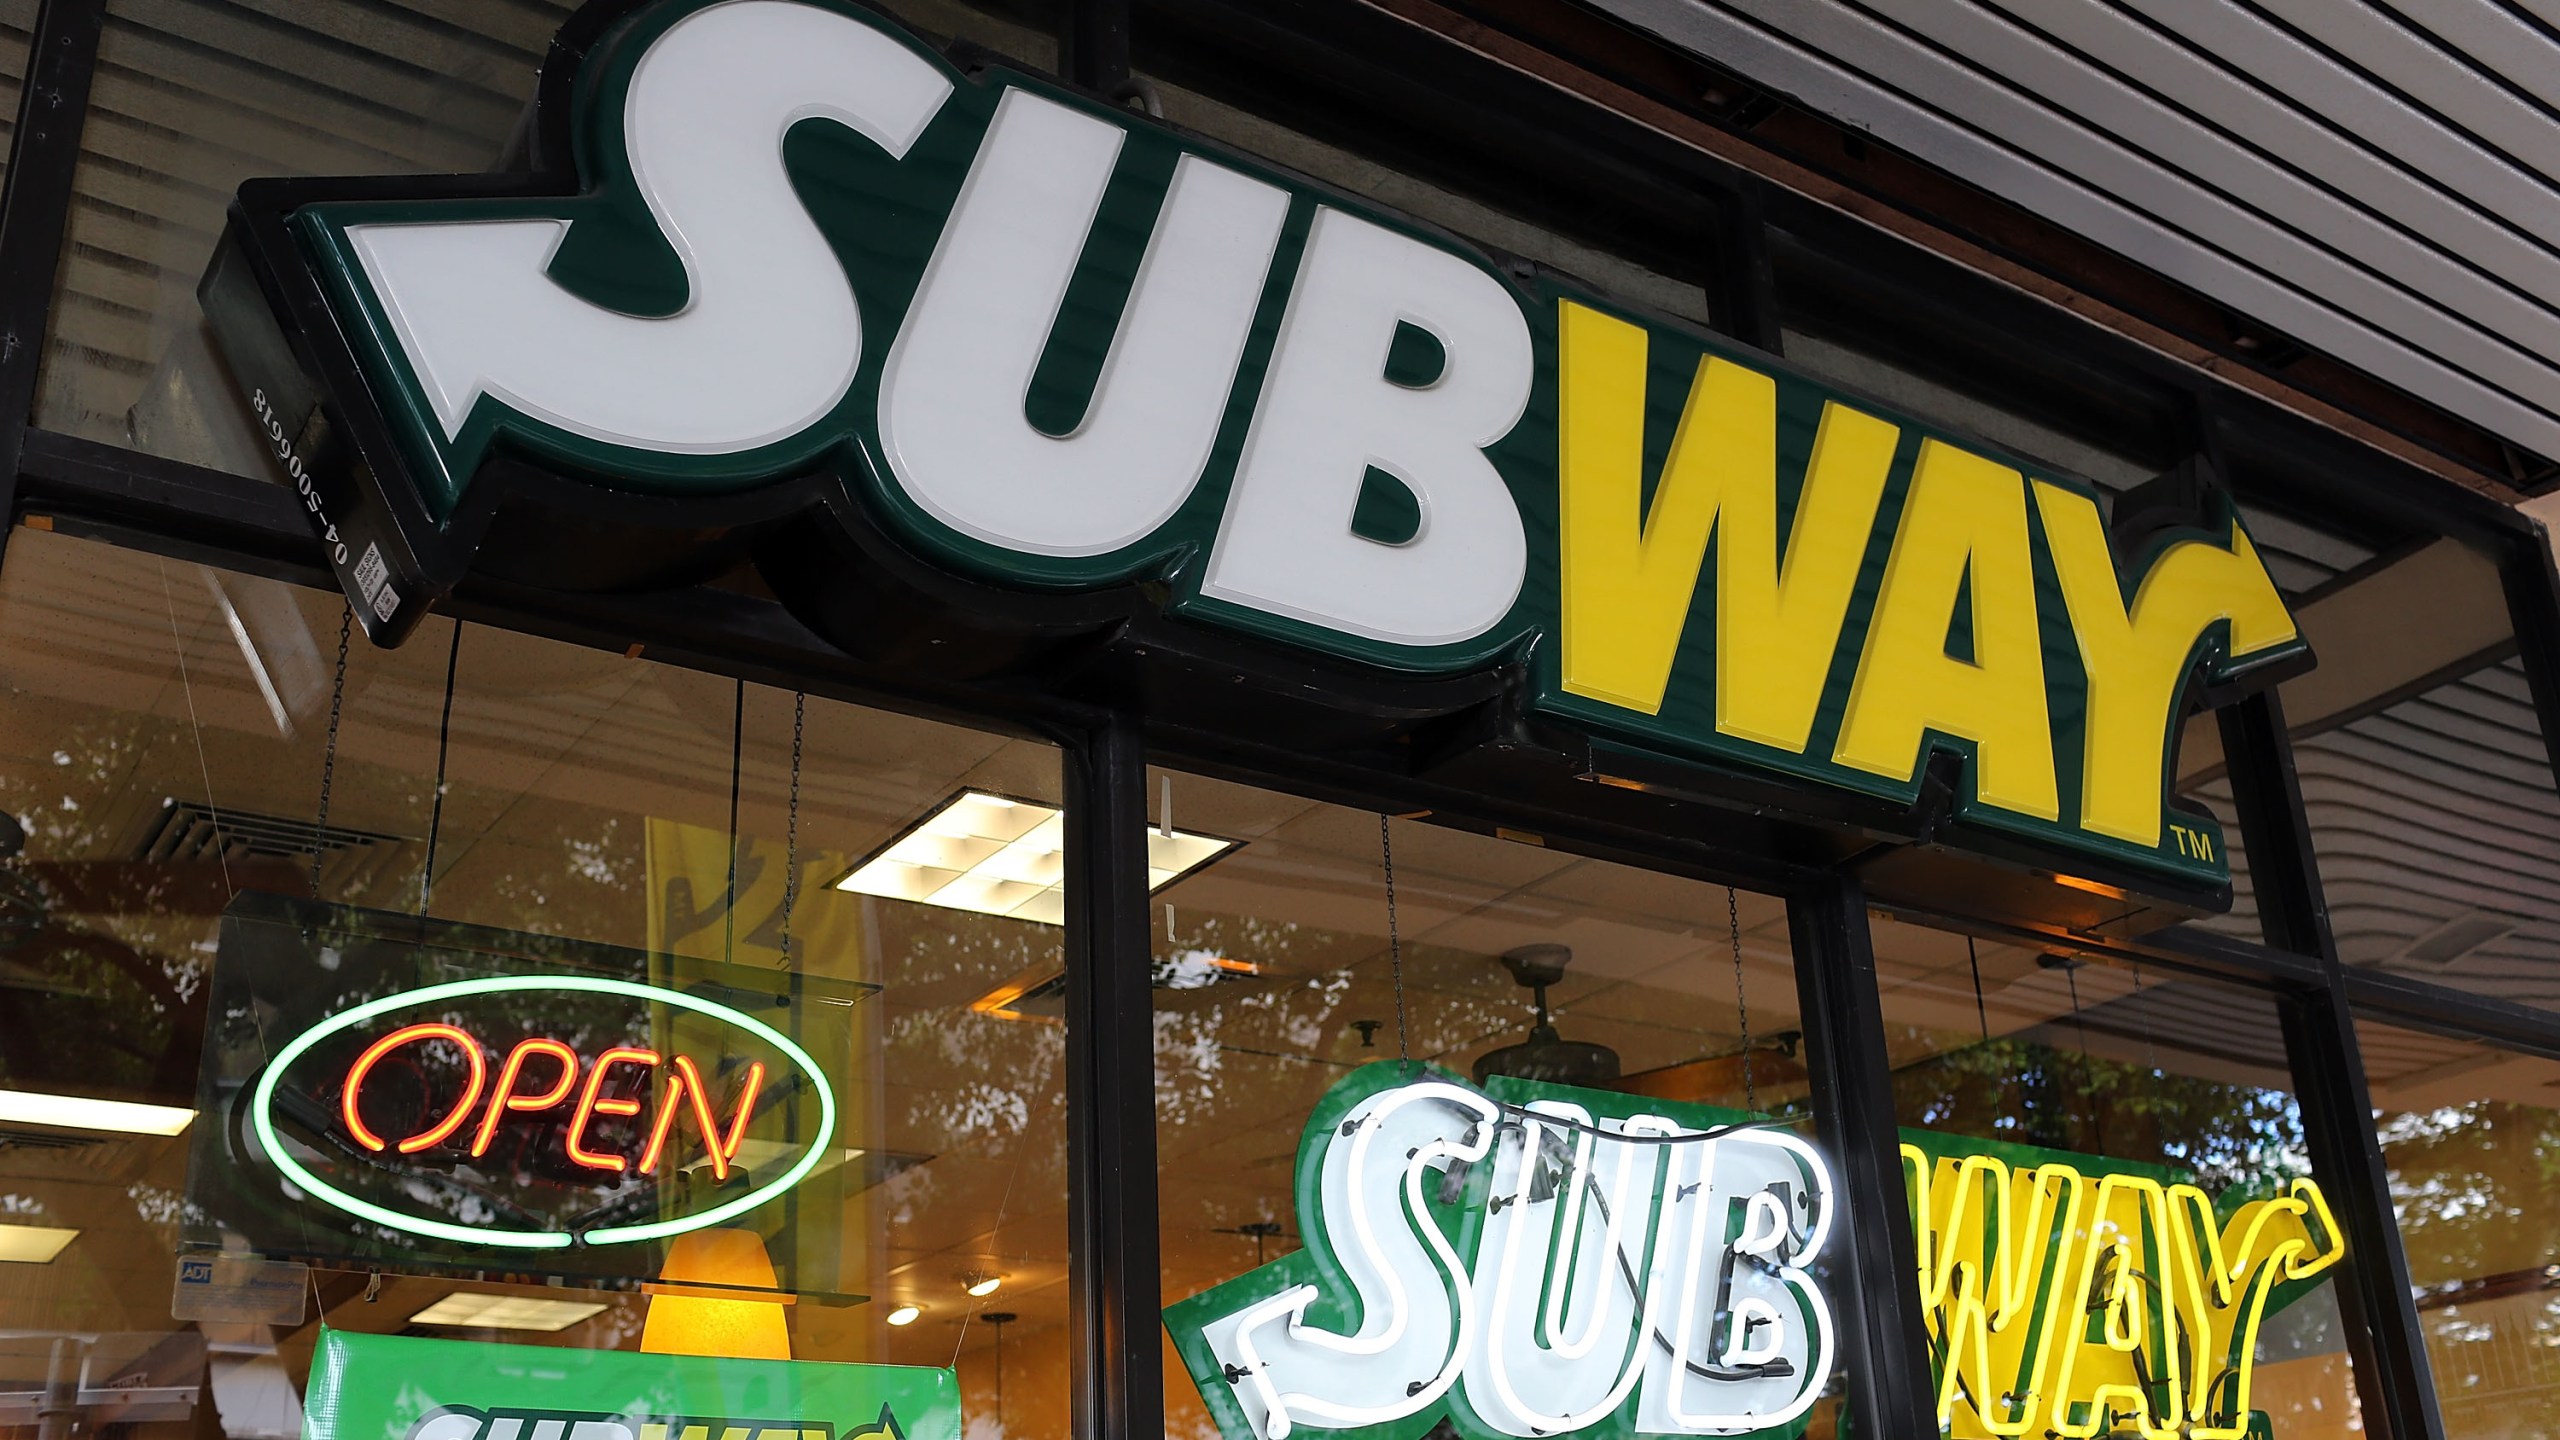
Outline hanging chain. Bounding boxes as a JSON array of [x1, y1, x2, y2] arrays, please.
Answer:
[[311, 605, 351, 900], [1381, 814, 1409, 1069], [1726, 886, 1755, 1111], [2064, 962, 2091, 1061], [780, 691, 804, 968], [1967, 935, 1991, 1041], [418, 622, 462, 916], [724, 679, 744, 962]]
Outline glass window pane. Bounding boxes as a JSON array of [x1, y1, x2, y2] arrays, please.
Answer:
[[2269, 537, 2560, 1009], [38, 0, 1053, 469], [2363, 1020, 2560, 1438], [1874, 913, 2365, 1438], [0, 530, 1065, 1432], [1146, 767, 1845, 1440]]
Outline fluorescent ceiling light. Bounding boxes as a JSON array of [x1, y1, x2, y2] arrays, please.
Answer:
[[965, 1274, 1002, 1297], [836, 790, 1235, 923], [0, 1223, 78, 1264], [407, 1293, 606, 1332], [886, 1304, 921, 1326], [0, 1087, 194, 1136]]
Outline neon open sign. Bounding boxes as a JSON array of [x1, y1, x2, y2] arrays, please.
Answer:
[[251, 974, 834, 1249]]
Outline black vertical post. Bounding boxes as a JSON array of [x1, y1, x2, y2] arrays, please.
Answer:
[[1062, 709, 1161, 1440], [0, 0, 104, 560], [1706, 178, 1783, 355], [1788, 876, 1936, 1440], [1062, 0, 1130, 93], [2219, 691, 2446, 1440], [2498, 526, 2560, 790]]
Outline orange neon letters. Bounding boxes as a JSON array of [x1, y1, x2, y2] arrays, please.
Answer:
[[565, 1046, 661, 1172], [468, 1037, 580, 1157], [339, 1024, 753, 1174], [638, 1055, 766, 1178], [340, 1022, 488, 1154]]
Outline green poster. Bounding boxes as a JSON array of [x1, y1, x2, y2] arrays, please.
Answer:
[[301, 1330, 958, 1440]]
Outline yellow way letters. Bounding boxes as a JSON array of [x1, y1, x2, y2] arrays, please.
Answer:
[[1554, 299, 2300, 853], [1903, 1144, 2346, 1440]]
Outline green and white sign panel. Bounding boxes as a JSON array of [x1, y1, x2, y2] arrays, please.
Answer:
[[300, 1331, 957, 1440], [1165, 1064, 1834, 1440]]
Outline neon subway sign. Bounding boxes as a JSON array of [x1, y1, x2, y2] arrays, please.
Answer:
[[1166, 1067, 2347, 1440], [251, 975, 833, 1248]]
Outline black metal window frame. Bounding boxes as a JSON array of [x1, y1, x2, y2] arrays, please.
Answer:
[[1, 2, 2557, 1439]]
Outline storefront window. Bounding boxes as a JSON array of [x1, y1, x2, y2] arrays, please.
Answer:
[[1142, 767, 1841, 1440], [0, 531, 1065, 1434], [1873, 912, 2364, 1438], [2362, 1020, 2560, 1437], [2276, 538, 2560, 1007], [34, 0, 1054, 470]]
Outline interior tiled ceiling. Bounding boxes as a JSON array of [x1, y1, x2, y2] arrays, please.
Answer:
[[1590, 0, 2560, 462]]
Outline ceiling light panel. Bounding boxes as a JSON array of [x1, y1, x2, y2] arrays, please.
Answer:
[[407, 1293, 606, 1332], [0, 1087, 194, 1136], [837, 791, 1234, 923], [0, 1223, 78, 1264]]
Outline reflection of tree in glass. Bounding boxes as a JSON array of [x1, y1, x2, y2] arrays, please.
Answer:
[[2378, 1100, 2560, 1428], [2381, 1100, 2560, 1287], [0, 719, 221, 1102], [1147, 912, 1525, 1134], [873, 905, 1067, 1174], [443, 811, 647, 948], [1892, 1035, 2310, 1196]]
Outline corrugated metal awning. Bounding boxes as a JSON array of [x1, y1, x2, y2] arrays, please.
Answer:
[[1587, 0, 2560, 460]]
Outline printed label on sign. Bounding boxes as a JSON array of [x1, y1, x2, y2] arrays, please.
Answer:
[[352, 543, 389, 603], [171, 1254, 310, 1326]]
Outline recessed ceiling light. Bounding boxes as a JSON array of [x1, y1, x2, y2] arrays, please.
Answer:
[[0, 1223, 78, 1264], [886, 1304, 922, 1326], [836, 790, 1235, 924], [0, 1087, 193, 1136], [407, 1293, 606, 1332], [964, 1273, 1002, 1298]]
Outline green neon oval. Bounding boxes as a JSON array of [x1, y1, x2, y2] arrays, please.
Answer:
[[250, 973, 836, 1250]]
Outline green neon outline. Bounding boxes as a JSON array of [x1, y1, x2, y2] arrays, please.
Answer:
[[250, 973, 837, 1250]]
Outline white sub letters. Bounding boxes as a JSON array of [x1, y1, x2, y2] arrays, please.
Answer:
[[347, 0, 952, 459], [880, 88, 1290, 558], [1200, 208, 1533, 650]]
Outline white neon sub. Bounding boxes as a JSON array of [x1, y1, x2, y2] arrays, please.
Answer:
[[879, 88, 1290, 558], [1469, 1103, 1683, 1436], [348, 0, 952, 459], [1646, 1129, 1837, 1437], [1214, 1081, 1501, 1440]]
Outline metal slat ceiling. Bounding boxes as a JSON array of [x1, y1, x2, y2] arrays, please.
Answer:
[[1586, 0, 2560, 461]]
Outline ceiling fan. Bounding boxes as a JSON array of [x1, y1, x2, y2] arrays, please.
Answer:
[[1472, 943, 1622, 1087]]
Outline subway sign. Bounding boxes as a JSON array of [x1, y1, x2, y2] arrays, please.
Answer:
[[207, 0, 2308, 893], [1165, 1067, 2345, 1440]]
